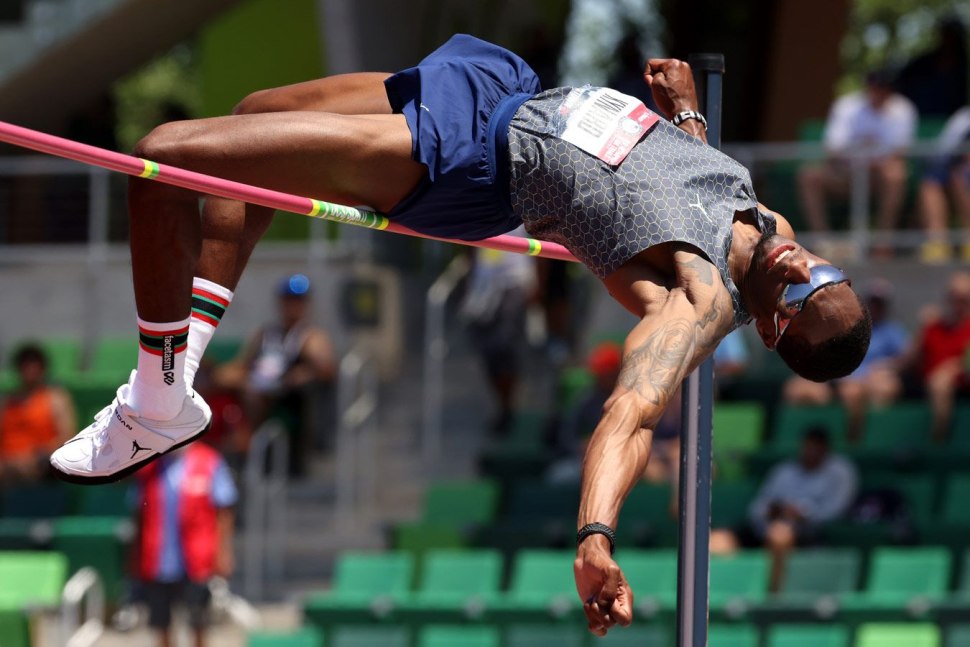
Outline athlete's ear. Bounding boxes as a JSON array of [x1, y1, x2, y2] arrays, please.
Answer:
[[754, 316, 776, 349]]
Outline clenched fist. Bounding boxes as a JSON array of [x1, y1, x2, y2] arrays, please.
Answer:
[[643, 59, 699, 120]]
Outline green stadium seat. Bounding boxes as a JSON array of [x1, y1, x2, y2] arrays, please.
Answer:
[[557, 367, 593, 411], [709, 623, 759, 647], [0, 551, 67, 608], [855, 623, 940, 647], [73, 483, 129, 517], [710, 552, 769, 609], [710, 480, 758, 530], [248, 627, 322, 647], [329, 626, 410, 647], [779, 549, 861, 601], [67, 383, 119, 427], [862, 403, 931, 452], [417, 625, 500, 647], [401, 549, 502, 619], [505, 624, 585, 647], [951, 405, 970, 448], [842, 547, 951, 614], [487, 550, 580, 623], [392, 522, 465, 559], [505, 482, 579, 522], [421, 479, 498, 526], [0, 609, 28, 647], [599, 625, 670, 646], [88, 337, 138, 383], [0, 519, 39, 550], [51, 516, 129, 603], [620, 484, 676, 546], [303, 552, 414, 629], [772, 405, 847, 451], [1, 483, 70, 518], [948, 625, 970, 647], [713, 402, 765, 480], [767, 624, 850, 647], [203, 338, 243, 364], [941, 475, 970, 524], [618, 549, 678, 610]]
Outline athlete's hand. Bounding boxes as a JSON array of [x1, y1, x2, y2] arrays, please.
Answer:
[[574, 535, 634, 636], [643, 59, 699, 119]]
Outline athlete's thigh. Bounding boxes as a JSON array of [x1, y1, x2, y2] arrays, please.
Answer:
[[239, 72, 394, 115], [141, 111, 423, 213]]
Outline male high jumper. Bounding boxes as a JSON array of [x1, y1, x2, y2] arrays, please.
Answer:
[[49, 35, 870, 635]]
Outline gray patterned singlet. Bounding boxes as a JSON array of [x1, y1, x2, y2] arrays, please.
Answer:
[[506, 87, 774, 328]]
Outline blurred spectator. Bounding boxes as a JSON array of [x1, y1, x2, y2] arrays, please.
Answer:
[[191, 362, 252, 473], [713, 328, 750, 399], [216, 274, 335, 474], [896, 16, 968, 120], [607, 31, 662, 113], [461, 241, 536, 433], [904, 271, 970, 441], [783, 279, 908, 442], [131, 443, 237, 647], [0, 343, 74, 484], [747, 427, 858, 592], [917, 105, 970, 263], [798, 70, 917, 244], [536, 259, 576, 365]]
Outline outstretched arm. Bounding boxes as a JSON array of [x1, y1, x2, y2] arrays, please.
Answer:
[[575, 253, 732, 636]]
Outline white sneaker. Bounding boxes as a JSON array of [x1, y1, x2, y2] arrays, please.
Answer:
[[50, 371, 211, 484]]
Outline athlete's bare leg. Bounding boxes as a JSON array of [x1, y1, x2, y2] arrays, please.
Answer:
[[129, 109, 424, 322], [194, 73, 396, 289]]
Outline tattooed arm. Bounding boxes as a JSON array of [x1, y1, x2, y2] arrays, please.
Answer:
[[575, 249, 733, 636]]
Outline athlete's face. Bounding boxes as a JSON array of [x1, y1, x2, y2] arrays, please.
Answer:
[[745, 233, 859, 348]]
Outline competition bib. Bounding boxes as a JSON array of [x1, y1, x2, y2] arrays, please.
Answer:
[[557, 87, 659, 165]]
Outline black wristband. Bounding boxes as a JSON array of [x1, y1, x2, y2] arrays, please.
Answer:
[[576, 523, 616, 555]]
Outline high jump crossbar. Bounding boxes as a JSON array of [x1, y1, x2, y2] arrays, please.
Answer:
[[676, 53, 724, 647], [0, 120, 577, 263]]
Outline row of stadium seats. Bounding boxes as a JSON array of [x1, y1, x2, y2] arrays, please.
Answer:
[[0, 551, 69, 647], [391, 470, 970, 557], [303, 547, 970, 628], [481, 401, 970, 487], [249, 621, 959, 647]]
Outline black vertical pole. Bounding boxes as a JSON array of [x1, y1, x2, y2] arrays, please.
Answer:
[[676, 52, 724, 647]]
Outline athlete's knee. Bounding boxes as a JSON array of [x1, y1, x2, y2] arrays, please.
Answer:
[[132, 121, 199, 167], [233, 88, 287, 115]]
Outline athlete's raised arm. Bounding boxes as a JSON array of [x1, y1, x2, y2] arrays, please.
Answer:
[[574, 250, 733, 636]]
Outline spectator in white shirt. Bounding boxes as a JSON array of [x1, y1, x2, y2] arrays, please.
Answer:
[[917, 106, 970, 263], [798, 70, 918, 247], [748, 426, 858, 591]]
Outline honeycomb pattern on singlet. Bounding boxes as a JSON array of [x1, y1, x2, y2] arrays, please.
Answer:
[[506, 87, 773, 328]]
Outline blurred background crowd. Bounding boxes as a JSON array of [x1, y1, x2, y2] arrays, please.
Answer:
[[1, 0, 970, 645]]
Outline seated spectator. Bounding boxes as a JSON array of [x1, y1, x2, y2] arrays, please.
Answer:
[[0, 343, 75, 484], [917, 105, 970, 263], [798, 70, 917, 251], [461, 239, 536, 433], [895, 15, 968, 120], [904, 271, 970, 441], [783, 279, 908, 442], [748, 427, 858, 592], [131, 443, 237, 647], [217, 274, 335, 474]]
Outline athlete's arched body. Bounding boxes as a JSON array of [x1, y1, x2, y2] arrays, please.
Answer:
[[49, 35, 870, 636]]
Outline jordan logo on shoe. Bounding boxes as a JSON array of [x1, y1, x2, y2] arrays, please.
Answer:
[[130, 440, 153, 460]]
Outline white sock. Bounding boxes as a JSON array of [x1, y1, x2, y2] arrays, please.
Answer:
[[129, 316, 190, 420], [185, 277, 234, 387]]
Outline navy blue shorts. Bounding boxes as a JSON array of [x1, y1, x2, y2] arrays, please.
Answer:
[[384, 34, 541, 241]]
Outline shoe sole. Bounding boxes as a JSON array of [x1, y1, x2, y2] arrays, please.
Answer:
[[50, 421, 211, 485]]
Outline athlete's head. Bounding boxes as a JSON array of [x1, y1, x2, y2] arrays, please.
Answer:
[[744, 232, 871, 382]]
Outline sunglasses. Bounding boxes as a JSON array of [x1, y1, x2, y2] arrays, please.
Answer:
[[771, 265, 850, 349]]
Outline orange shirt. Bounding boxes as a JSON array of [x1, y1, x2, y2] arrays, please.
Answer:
[[0, 387, 58, 459]]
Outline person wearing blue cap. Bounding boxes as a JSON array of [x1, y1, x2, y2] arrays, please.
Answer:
[[217, 274, 335, 472]]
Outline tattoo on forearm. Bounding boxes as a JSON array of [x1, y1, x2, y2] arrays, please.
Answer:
[[619, 319, 696, 405]]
